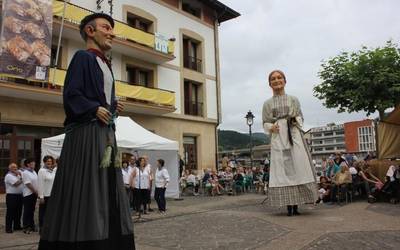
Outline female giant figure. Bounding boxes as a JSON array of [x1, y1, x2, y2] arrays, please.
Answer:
[[262, 70, 317, 216]]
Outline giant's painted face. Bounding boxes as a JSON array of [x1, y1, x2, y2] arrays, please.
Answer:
[[90, 18, 115, 51], [269, 71, 286, 91]]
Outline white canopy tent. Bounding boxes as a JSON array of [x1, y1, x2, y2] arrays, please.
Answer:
[[41, 116, 180, 198]]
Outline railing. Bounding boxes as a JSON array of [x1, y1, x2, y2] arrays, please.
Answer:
[[52, 0, 174, 54], [1, 68, 175, 107], [184, 100, 203, 117], [184, 56, 202, 72]]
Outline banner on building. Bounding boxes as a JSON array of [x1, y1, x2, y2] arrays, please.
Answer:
[[0, 0, 53, 81], [155, 32, 169, 54]]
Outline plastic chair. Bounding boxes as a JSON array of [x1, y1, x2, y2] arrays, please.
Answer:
[[234, 180, 244, 195]]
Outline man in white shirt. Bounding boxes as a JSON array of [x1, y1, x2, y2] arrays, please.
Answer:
[[154, 159, 170, 213], [21, 158, 38, 234], [4, 163, 24, 233]]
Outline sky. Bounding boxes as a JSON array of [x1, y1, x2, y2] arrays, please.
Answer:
[[217, 0, 400, 133]]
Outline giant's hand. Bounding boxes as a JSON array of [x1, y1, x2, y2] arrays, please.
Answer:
[[116, 101, 124, 114], [96, 106, 111, 124], [269, 124, 280, 134]]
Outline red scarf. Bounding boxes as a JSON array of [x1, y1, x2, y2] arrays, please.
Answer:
[[87, 48, 111, 68]]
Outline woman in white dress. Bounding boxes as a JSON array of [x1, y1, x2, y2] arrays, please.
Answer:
[[262, 70, 317, 216]]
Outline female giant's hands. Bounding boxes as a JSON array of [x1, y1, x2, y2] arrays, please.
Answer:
[[269, 124, 280, 134]]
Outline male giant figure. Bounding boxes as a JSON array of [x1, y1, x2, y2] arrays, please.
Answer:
[[39, 13, 135, 250]]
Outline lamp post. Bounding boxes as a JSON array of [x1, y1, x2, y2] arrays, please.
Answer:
[[245, 110, 255, 168]]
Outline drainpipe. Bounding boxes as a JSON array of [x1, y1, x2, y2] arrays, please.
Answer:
[[213, 9, 225, 170]]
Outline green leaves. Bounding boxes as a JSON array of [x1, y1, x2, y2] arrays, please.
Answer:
[[314, 40, 400, 119]]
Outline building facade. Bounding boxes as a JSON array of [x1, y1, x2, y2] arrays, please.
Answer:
[[310, 123, 346, 162], [344, 119, 376, 158], [310, 120, 377, 163], [0, 0, 239, 190]]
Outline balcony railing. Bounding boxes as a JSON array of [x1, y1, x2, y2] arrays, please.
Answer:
[[0, 68, 175, 107], [184, 56, 202, 72], [184, 100, 203, 117], [52, 0, 174, 54]]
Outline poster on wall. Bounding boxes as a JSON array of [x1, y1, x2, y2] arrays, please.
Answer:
[[0, 0, 53, 81]]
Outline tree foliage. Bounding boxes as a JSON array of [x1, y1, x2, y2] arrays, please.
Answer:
[[314, 41, 400, 119]]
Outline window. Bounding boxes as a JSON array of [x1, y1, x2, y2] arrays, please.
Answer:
[[314, 147, 323, 152], [183, 37, 202, 72], [184, 80, 203, 116], [324, 132, 333, 136], [126, 13, 153, 32], [325, 147, 334, 151], [313, 133, 322, 138], [336, 131, 344, 135], [183, 136, 198, 170], [336, 138, 344, 143], [312, 140, 323, 145], [325, 139, 334, 144], [126, 65, 153, 87], [0, 139, 11, 176], [182, 0, 201, 18], [17, 139, 33, 165], [358, 126, 376, 152], [51, 44, 62, 68]]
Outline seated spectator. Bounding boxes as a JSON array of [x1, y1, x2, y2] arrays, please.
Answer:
[[381, 164, 400, 203], [180, 169, 190, 190], [330, 164, 352, 203], [244, 167, 253, 192], [253, 167, 263, 193], [316, 176, 331, 203], [358, 161, 384, 202], [210, 171, 223, 196], [201, 169, 213, 194], [185, 170, 199, 195], [233, 168, 244, 194], [202, 169, 211, 184], [332, 152, 346, 175], [217, 169, 225, 179], [325, 159, 335, 180], [224, 167, 234, 193]]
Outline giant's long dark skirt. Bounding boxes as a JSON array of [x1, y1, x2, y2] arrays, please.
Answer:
[[39, 121, 135, 250]]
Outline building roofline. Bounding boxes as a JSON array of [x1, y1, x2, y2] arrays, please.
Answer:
[[200, 0, 240, 23]]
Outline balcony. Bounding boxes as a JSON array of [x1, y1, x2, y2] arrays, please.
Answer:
[[311, 141, 345, 146], [52, 0, 175, 64], [0, 68, 176, 115], [184, 56, 202, 72], [311, 133, 345, 139]]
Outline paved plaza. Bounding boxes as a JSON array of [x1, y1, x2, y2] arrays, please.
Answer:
[[0, 194, 400, 249]]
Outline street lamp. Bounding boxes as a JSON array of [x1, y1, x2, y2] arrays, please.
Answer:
[[245, 110, 255, 168]]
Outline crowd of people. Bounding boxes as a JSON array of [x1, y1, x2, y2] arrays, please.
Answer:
[[180, 164, 270, 197], [120, 155, 170, 217], [317, 152, 400, 204], [4, 154, 170, 234], [179, 151, 400, 207], [4, 157, 57, 234], [4, 151, 400, 234]]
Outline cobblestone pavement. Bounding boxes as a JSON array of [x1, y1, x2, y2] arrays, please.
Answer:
[[0, 194, 400, 250], [302, 230, 400, 250]]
